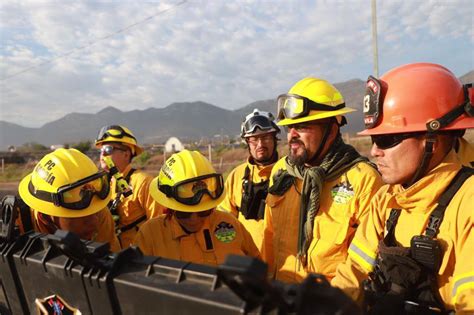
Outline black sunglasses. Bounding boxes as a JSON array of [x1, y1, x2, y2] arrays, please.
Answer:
[[100, 144, 129, 156], [174, 209, 213, 219], [371, 132, 425, 150]]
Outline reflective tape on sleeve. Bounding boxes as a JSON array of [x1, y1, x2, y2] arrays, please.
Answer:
[[451, 272, 474, 304], [348, 239, 377, 272]]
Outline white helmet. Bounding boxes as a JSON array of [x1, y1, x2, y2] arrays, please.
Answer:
[[240, 109, 281, 138]]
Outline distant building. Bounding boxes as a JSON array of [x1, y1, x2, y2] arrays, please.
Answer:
[[7, 145, 16, 152], [50, 144, 65, 150], [164, 137, 184, 153]]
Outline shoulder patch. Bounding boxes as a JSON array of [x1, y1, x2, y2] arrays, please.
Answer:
[[331, 182, 354, 204], [214, 221, 236, 243]]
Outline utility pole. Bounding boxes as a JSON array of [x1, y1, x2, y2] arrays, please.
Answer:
[[371, 0, 379, 78]]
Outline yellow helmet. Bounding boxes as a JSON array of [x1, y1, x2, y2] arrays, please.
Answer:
[[18, 148, 111, 218], [276, 77, 355, 126], [95, 125, 144, 156], [149, 150, 225, 212]]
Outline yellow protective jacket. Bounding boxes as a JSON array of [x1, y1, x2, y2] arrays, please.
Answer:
[[111, 165, 166, 248], [133, 210, 261, 266], [32, 208, 121, 253], [331, 151, 474, 313], [217, 159, 275, 251], [262, 157, 383, 283], [456, 136, 474, 167]]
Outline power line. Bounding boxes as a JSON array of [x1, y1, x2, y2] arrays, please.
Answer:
[[1, 0, 188, 81]]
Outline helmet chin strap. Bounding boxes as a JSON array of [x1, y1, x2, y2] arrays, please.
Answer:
[[306, 122, 333, 167], [405, 133, 436, 188]]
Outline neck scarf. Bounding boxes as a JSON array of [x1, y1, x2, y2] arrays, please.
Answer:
[[285, 135, 372, 266]]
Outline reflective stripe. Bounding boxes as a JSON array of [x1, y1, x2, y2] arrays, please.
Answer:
[[348, 239, 377, 272], [451, 272, 474, 304]]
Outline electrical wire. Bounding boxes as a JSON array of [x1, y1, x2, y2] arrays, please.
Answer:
[[1, 0, 188, 81]]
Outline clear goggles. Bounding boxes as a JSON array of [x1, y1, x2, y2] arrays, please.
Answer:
[[96, 125, 136, 142], [277, 94, 345, 120], [28, 171, 110, 210], [158, 174, 224, 206]]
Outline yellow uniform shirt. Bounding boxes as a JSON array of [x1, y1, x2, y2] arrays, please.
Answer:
[[32, 208, 121, 253], [456, 136, 474, 167], [262, 157, 383, 283], [134, 210, 261, 266], [332, 151, 474, 313], [111, 165, 166, 248], [218, 159, 274, 251]]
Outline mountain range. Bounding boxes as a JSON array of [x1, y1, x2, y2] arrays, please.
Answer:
[[1, 70, 473, 149]]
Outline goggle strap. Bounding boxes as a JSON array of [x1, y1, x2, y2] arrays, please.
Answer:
[[28, 180, 59, 205]]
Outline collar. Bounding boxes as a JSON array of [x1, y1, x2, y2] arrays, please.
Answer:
[[169, 214, 211, 240], [247, 157, 275, 179], [389, 150, 463, 213]]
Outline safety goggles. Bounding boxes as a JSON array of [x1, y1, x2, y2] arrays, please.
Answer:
[[28, 171, 110, 210], [243, 115, 276, 135], [371, 132, 425, 150], [277, 93, 345, 120], [100, 144, 129, 156], [96, 125, 136, 142], [158, 174, 224, 206], [174, 209, 213, 219]]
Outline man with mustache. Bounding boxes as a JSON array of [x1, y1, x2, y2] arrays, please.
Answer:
[[218, 109, 280, 251], [332, 63, 473, 314], [262, 78, 383, 283]]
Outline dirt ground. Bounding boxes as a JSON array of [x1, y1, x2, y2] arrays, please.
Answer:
[[0, 182, 19, 198]]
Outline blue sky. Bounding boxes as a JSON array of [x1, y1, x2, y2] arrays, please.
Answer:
[[1, 0, 472, 127]]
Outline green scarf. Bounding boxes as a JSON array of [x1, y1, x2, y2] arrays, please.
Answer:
[[285, 135, 371, 267]]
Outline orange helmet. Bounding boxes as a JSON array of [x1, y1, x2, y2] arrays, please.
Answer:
[[359, 63, 474, 135]]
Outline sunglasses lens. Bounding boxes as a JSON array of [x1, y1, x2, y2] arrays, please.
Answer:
[[197, 209, 212, 217], [175, 211, 192, 219], [175, 209, 212, 219]]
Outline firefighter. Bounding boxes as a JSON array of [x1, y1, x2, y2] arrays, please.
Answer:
[[262, 77, 383, 283], [331, 63, 474, 314], [95, 125, 165, 248], [217, 109, 280, 251], [17, 148, 121, 252], [134, 150, 260, 266]]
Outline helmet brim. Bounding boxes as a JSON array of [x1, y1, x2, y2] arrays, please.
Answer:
[[18, 173, 111, 218], [149, 177, 226, 212], [358, 115, 474, 136], [277, 107, 356, 126]]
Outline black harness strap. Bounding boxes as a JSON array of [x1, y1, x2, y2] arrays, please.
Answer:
[[425, 167, 474, 238], [386, 166, 473, 240]]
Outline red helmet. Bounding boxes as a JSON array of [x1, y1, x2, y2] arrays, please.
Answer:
[[359, 63, 474, 135]]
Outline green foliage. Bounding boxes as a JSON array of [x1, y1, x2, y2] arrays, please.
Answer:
[[18, 142, 48, 152], [71, 140, 92, 153], [134, 151, 152, 167]]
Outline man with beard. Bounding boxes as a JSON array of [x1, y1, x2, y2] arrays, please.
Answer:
[[218, 109, 280, 251], [262, 77, 383, 283]]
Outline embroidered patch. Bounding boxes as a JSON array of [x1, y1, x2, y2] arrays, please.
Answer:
[[331, 182, 354, 204], [214, 222, 236, 243]]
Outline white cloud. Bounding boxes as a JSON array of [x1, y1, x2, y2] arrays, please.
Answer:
[[0, 0, 472, 127]]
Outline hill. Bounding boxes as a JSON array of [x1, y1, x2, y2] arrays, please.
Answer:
[[1, 70, 471, 149]]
